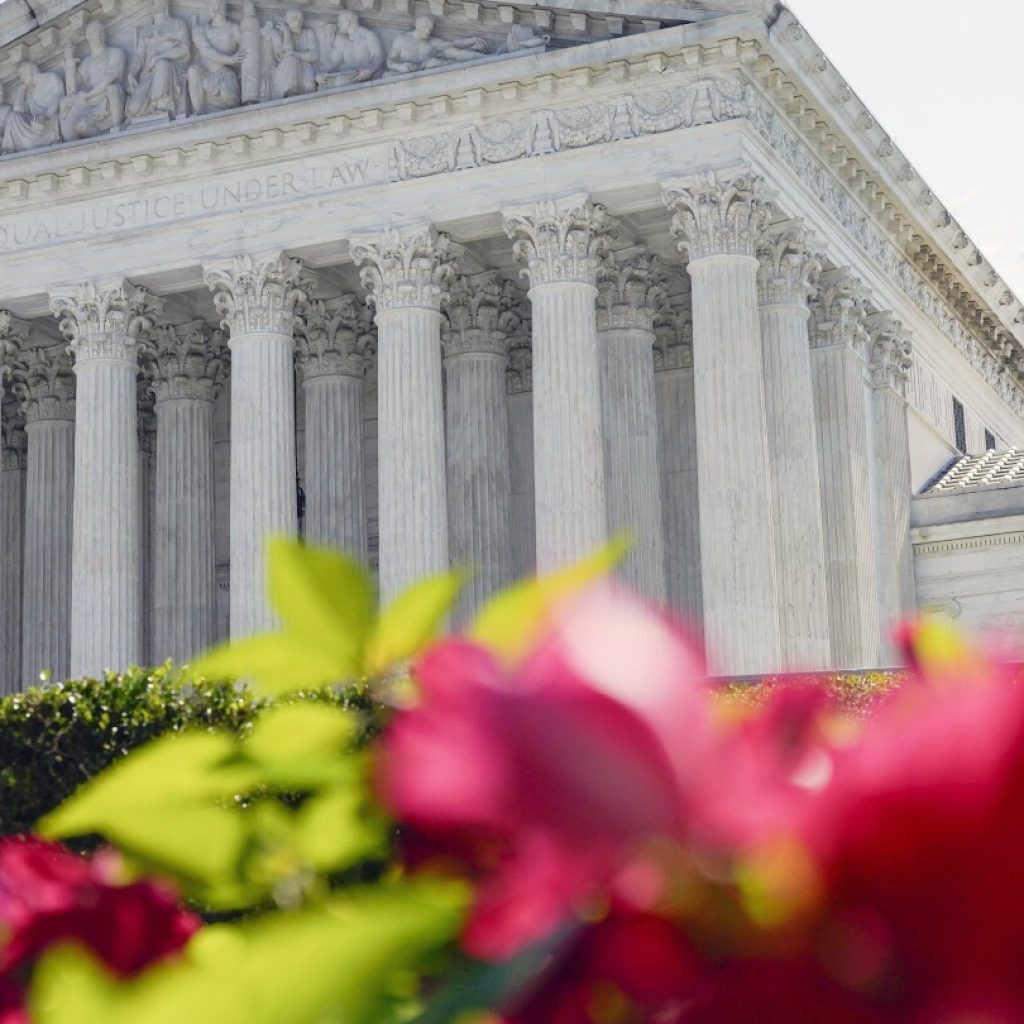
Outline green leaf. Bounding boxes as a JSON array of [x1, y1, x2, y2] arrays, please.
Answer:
[[189, 634, 347, 694], [470, 537, 630, 667], [293, 782, 385, 872], [364, 571, 465, 675], [268, 538, 376, 674], [245, 703, 355, 764]]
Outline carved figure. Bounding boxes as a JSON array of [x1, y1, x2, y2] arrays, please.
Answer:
[[317, 10, 384, 88], [187, 0, 246, 115], [263, 8, 318, 99], [0, 85, 11, 140], [386, 16, 488, 75], [1, 62, 63, 154], [126, 0, 191, 120], [59, 20, 126, 142], [500, 24, 549, 53]]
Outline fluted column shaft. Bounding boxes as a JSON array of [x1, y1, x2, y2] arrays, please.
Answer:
[[205, 255, 308, 638], [664, 172, 781, 674], [506, 386, 536, 580], [0, 446, 25, 694], [757, 226, 830, 668], [352, 228, 454, 605], [504, 197, 613, 571]]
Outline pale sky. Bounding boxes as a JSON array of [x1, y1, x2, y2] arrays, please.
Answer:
[[789, 0, 1024, 300]]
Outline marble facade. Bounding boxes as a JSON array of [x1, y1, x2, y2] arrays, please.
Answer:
[[0, 0, 1022, 687]]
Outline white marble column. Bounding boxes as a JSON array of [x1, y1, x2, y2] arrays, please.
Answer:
[[51, 281, 159, 678], [443, 271, 514, 625], [205, 254, 310, 639], [351, 227, 456, 605], [663, 170, 781, 675], [505, 302, 536, 582], [146, 321, 224, 664], [867, 312, 916, 657], [503, 196, 614, 571], [0, 424, 26, 695], [13, 344, 75, 684], [294, 295, 371, 563], [136, 384, 156, 667], [756, 222, 831, 669], [654, 307, 703, 628], [597, 249, 666, 603], [810, 270, 881, 669]]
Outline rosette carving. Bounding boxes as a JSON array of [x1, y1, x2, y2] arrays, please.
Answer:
[[50, 280, 163, 363], [756, 220, 821, 309], [351, 227, 459, 313], [443, 272, 512, 358], [663, 170, 775, 260], [294, 294, 374, 380], [810, 268, 870, 352], [143, 320, 227, 404], [596, 249, 668, 333], [503, 196, 617, 287], [11, 343, 76, 422], [203, 253, 315, 337], [867, 312, 914, 394]]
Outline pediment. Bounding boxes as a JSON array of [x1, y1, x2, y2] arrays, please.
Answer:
[[0, 0, 763, 160]]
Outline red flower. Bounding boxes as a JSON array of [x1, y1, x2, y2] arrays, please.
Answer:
[[0, 837, 200, 979], [0, 977, 28, 1024], [378, 589, 710, 959]]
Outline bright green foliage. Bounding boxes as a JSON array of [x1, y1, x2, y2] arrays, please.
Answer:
[[40, 703, 386, 910], [191, 539, 464, 693], [30, 881, 468, 1024]]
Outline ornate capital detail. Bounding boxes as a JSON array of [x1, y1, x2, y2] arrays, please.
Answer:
[[1, 413, 27, 472], [867, 312, 914, 394], [137, 375, 157, 455], [756, 220, 821, 309], [596, 249, 667, 333], [50, 280, 163, 364], [204, 254, 315, 337], [143, 320, 227, 404], [443, 272, 517, 358], [295, 294, 375, 380], [809, 268, 870, 353], [351, 227, 459, 314], [11, 344, 76, 423], [503, 196, 617, 288], [663, 169, 775, 261], [0, 312, 31, 389], [653, 307, 694, 373]]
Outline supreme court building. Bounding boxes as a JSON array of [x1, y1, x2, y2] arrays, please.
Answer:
[[0, 0, 1022, 689]]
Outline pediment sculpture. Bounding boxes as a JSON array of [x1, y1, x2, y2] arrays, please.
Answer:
[[0, 0, 554, 157]]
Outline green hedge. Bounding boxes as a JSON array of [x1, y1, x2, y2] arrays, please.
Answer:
[[0, 665, 380, 837]]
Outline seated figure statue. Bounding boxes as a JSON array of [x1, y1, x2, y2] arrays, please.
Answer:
[[59, 20, 126, 141], [386, 16, 488, 75], [2, 62, 63, 154], [0, 84, 10, 141], [317, 10, 384, 88], [126, 0, 191, 120], [188, 0, 246, 115], [263, 8, 319, 100]]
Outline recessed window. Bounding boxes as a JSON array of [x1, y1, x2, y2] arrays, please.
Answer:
[[953, 398, 967, 454], [985, 430, 997, 452]]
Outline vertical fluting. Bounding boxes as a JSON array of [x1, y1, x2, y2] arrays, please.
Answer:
[[22, 418, 74, 683], [760, 303, 831, 668], [530, 280, 607, 570], [655, 363, 702, 627], [229, 332, 297, 637], [376, 306, 448, 604], [601, 327, 665, 602], [445, 349, 513, 625], [154, 398, 217, 663], [0, 454, 25, 694], [304, 374, 367, 561], [689, 254, 780, 675], [812, 344, 880, 669], [70, 357, 141, 676], [506, 389, 536, 580]]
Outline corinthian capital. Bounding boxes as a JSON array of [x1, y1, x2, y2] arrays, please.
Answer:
[[204, 253, 315, 337], [351, 227, 460, 314], [143, 320, 227, 404], [662, 169, 775, 260], [11, 343, 76, 422], [596, 249, 667, 333], [0, 311, 30, 397], [809, 268, 870, 352], [443, 272, 513, 358], [756, 221, 821, 309], [295, 294, 374, 380], [867, 312, 914, 394], [503, 195, 617, 288], [653, 306, 694, 373], [50, 280, 163, 364], [1, 416, 27, 472]]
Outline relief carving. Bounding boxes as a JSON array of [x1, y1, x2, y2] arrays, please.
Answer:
[[126, 0, 191, 121], [1, 62, 63, 154], [263, 9, 319, 100], [187, 0, 246, 115], [386, 16, 488, 75], [59, 21, 126, 142], [316, 11, 384, 88]]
